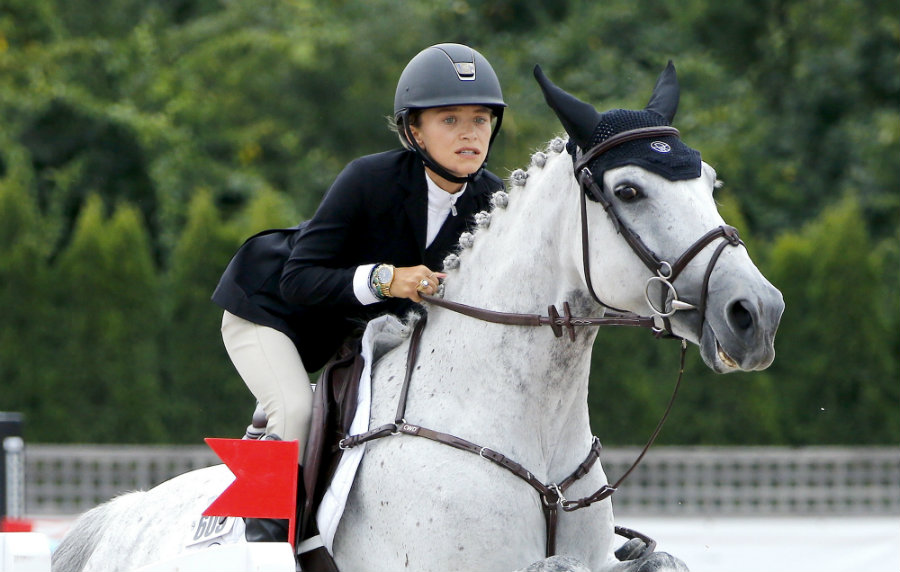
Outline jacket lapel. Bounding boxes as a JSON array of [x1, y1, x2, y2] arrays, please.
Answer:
[[402, 161, 428, 262]]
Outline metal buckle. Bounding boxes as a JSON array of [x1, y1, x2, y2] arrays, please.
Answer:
[[542, 483, 566, 507]]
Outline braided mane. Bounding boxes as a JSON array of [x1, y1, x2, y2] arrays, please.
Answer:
[[441, 137, 569, 275]]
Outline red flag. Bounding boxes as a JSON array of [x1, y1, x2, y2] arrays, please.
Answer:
[[203, 438, 299, 547]]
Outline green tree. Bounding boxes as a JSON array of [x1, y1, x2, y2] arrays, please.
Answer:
[[47, 196, 165, 442], [764, 196, 898, 444], [588, 328, 682, 445], [0, 0, 896, 445], [162, 187, 298, 443], [161, 190, 246, 442], [0, 176, 54, 422]]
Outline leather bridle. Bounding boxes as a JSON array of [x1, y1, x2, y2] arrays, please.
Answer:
[[573, 126, 744, 336], [338, 127, 745, 559]]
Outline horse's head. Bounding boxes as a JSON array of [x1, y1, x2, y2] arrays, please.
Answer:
[[535, 62, 784, 373]]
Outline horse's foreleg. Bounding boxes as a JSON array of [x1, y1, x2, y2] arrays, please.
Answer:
[[514, 549, 688, 572], [513, 555, 591, 571], [601, 551, 690, 572]]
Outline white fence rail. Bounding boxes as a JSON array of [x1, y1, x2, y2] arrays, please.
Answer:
[[20, 445, 899, 516], [24, 445, 220, 515], [600, 446, 899, 515]]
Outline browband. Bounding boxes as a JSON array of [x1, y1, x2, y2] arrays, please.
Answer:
[[573, 126, 680, 174]]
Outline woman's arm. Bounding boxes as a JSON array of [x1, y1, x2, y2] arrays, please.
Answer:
[[280, 161, 366, 307]]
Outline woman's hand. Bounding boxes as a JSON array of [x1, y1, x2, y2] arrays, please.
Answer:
[[391, 265, 445, 302]]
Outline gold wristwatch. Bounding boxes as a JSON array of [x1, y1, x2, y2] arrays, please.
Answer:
[[371, 263, 395, 299]]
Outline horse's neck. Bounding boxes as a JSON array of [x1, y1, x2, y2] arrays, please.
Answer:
[[448, 151, 588, 311], [417, 150, 599, 470]]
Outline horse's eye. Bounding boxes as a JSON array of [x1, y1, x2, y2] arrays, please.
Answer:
[[614, 185, 641, 201]]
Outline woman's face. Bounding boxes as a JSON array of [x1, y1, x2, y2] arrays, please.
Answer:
[[409, 105, 493, 189]]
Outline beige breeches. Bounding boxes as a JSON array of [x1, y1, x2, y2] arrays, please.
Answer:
[[221, 310, 312, 458]]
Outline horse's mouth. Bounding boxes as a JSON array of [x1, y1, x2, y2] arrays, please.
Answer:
[[701, 321, 778, 374], [700, 322, 741, 373], [716, 340, 738, 369]]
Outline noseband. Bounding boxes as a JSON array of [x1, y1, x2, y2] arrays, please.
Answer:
[[574, 126, 744, 338]]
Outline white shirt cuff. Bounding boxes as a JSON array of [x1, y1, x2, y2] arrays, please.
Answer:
[[353, 264, 380, 305]]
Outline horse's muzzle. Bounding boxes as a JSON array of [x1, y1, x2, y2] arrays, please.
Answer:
[[700, 284, 785, 373]]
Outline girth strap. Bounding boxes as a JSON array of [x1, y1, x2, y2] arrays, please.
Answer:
[[339, 316, 429, 450], [339, 425, 604, 557]]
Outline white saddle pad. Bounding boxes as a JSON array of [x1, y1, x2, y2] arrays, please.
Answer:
[[314, 314, 409, 553]]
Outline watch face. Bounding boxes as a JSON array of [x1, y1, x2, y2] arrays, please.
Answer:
[[376, 265, 393, 284]]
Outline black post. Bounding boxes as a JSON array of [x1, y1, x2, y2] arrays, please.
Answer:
[[0, 412, 24, 523]]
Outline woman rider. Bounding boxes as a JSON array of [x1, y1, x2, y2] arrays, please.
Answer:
[[211, 43, 507, 543]]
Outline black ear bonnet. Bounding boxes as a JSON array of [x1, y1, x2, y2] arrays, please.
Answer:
[[580, 108, 701, 184], [534, 62, 701, 188]]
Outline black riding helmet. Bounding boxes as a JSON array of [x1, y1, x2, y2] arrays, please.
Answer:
[[394, 43, 507, 184]]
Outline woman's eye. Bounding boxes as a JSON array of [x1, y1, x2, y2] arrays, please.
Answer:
[[443, 116, 457, 125], [614, 185, 641, 201]]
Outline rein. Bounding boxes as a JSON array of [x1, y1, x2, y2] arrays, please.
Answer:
[[339, 126, 744, 559], [421, 295, 654, 341]]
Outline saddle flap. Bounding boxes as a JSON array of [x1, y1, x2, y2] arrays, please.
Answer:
[[300, 337, 365, 540]]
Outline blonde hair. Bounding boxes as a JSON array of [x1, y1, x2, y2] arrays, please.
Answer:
[[387, 110, 423, 150]]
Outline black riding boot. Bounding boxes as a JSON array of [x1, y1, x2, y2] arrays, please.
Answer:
[[244, 516, 289, 542]]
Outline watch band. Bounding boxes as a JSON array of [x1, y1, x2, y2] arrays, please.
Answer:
[[370, 263, 395, 299]]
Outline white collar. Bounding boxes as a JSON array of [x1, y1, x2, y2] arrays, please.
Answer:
[[425, 172, 466, 213]]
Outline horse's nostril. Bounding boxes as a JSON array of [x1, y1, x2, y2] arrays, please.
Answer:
[[729, 300, 754, 331]]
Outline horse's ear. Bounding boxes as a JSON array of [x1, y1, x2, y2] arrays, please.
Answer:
[[645, 60, 680, 124], [534, 65, 601, 150]]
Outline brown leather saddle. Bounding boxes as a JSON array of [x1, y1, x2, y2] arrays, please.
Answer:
[[296, 336, 366, 572]]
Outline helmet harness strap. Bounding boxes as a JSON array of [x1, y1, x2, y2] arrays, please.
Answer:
[[400, 109, 504, 185]]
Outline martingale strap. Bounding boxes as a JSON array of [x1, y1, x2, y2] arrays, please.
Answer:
[[395, 422, 604, 557], [339, 315, 686, 558]]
